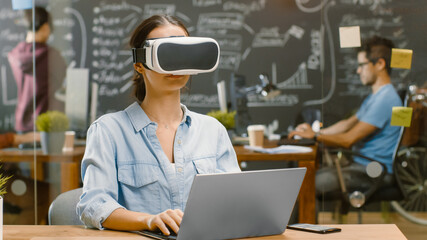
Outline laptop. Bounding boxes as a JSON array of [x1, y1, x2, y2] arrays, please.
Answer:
[[278, 134, 316, 146], [138, 167, 306, 240]]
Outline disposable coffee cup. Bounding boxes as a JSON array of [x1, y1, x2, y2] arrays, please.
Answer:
[[247, 125, 265, 147], [62, 131, 75, 153]]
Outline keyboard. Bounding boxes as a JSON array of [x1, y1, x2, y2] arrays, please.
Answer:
[[277, 137, 316, 146]]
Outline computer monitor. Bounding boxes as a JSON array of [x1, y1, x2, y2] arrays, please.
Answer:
[[229, 73, 252, 136], [65, 68, 90, 138]]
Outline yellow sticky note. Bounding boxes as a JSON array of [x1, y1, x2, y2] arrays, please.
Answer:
[[339, 26, 361, 48], [390, 48, 413, 69], [391, 107, 413, 127]]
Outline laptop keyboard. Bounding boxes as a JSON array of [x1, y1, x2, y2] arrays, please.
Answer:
[[277, 137, 315, 146]]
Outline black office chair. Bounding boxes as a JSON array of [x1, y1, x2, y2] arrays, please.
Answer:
[[318, 88, 427, 225]]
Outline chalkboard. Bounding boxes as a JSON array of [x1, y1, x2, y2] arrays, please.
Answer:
[[1, 0, 426, 133]]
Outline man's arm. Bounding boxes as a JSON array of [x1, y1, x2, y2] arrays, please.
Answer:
[[317, 121, 378, 148], [289, 116, 378, 149], [320, 115, 359, 135], [13, 132, 40, 147]]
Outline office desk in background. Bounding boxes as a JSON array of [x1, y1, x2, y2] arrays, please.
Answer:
[[3, 224, 407, 239], [0, 142, 317, 223], [234, 141, 318, 224], [0, 146, 85, 193]]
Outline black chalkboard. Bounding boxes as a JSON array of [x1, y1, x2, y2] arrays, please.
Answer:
[[1, 0, 426, 133]]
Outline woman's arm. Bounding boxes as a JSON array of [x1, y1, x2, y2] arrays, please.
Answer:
[[102, 208, 183, 235]]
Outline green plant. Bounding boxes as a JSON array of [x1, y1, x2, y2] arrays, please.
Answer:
[[36, 111, 69, 132], [207, 110, 236, 130], [0, 165, 12, 196]]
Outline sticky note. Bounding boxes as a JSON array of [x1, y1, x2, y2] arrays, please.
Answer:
[[339, 26, 361, 48], [12, 0, 33, 10], [391, 107, 413, 127], [391, 48, 413, 69]]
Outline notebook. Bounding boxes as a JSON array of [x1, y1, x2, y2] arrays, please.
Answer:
[[138, 167, 306, 240]]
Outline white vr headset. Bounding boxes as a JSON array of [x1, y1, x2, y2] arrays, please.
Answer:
[[132, 36, 220, 75]]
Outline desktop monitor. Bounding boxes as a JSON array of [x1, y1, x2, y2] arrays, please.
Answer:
[[229, 73, 252, 136], [65, 68, 91, 138]]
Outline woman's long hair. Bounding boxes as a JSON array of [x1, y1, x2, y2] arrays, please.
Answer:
[[129, 15, 189, 102]]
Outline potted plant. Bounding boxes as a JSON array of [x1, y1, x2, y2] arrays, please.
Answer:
[[207, 110, 236, 139], [0, 165, 12, 239], [36, 111, 69, 154]]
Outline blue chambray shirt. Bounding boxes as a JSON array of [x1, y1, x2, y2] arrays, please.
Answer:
[[77, 102, 241, 229]]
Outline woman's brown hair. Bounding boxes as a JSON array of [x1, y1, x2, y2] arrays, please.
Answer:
[[129, 15, 189, 102]]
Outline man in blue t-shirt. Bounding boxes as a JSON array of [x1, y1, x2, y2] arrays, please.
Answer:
[[289, 36, 402, 193]]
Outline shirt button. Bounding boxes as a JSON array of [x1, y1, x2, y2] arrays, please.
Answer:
[[178, 140, 182, 144], [177, 167, 183, 173]]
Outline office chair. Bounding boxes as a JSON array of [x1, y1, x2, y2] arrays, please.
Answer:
[[48, 187, 83, 225], [318, 88, 427, 225]]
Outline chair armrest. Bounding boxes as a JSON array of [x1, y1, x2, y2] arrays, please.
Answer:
[[325, 148, 389, 207]]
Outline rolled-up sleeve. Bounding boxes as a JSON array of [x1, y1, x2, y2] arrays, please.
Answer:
[[77, 121, 124, 229]]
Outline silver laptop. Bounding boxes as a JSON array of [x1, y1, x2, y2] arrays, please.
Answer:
[[139, 167, 306, 240]]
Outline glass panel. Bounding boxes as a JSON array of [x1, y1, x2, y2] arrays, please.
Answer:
[[318, 0, 427, 236], [1, 0, 38, 225]]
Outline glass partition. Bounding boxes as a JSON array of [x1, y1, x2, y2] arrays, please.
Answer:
[[318, 0, 427, 236], [0, 1, 425, 239]]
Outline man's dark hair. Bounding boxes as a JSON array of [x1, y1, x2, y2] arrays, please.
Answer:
[[24, 6, 51, 32], [358, 36, 395, 75]]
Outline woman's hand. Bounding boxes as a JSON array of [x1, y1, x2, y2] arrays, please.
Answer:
[[146, 209, 184, 235], [288, 123, 315, 139]]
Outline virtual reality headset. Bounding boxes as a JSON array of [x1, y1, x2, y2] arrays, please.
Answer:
[[132, 37, 220, 75]]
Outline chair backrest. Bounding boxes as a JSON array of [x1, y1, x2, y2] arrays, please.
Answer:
[[391, 90, 409, 165], [48, 188, 83, 225]]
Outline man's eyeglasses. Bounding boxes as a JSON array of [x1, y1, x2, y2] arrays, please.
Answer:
[[357, 62, 370, 68]]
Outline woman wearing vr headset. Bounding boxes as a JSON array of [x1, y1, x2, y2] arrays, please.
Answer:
[[77, 15, 240, 235]]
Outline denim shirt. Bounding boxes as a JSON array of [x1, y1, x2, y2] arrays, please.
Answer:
[[77, 102, 241, 229]]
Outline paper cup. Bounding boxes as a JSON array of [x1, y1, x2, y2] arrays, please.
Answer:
[[247, 125, 265, 147]]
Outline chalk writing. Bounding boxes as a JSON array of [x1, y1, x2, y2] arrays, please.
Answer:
[[181, 94, 219, 107], [197, 12, 245, 30], [252, 27, 290, 48], [144, 4, 176, 18], [219, 51, 241, 71], [307, 29, 321, 70], [95, 0, 142, 13], [247, 94, 299, 107], [0, 29, 25, 42], [214, 35, 242, 51], [223, 0, 266, 15], [193, 0, 222, 7]]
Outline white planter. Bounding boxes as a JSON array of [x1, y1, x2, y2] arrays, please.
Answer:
[[40, 131, 66, 154]]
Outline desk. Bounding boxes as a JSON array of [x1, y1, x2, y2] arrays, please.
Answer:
[[234, 143, 318, 224], [0, 146, 85, 193], [3, 224, 407, 239]]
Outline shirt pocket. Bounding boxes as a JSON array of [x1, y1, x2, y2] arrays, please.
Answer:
[[192, 156, 217, 174], [117, 163, 161, 213]]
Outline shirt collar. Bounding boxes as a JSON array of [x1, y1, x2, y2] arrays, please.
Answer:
[[125, 102, 192, 132]]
